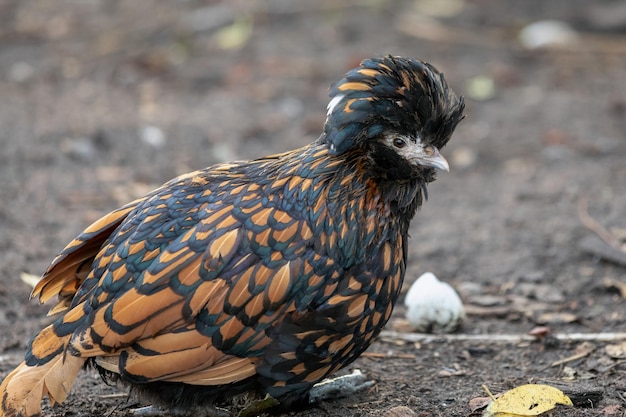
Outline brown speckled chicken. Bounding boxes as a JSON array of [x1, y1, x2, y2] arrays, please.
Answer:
[[0, 56, 464, 417]]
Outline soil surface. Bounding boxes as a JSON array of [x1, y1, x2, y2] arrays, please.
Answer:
[[1, 1, 625, 416]]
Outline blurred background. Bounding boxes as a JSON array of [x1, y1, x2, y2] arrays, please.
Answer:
[[0, 1, 625, 415]]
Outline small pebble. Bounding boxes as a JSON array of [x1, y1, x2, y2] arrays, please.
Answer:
[[519, 20, 577, 50], [139, 125, 167, 148], [61, 137, 97, 161], [9, 62, 35, 83], [383, 405, 417, 417]]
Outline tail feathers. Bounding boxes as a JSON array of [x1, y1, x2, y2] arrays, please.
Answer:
[[0, 354, 85, 417]]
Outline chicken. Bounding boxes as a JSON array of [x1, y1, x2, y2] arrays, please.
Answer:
[[0, 55, 464, 417]]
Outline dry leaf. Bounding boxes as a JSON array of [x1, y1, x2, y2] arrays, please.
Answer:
[[603, 278, 626, 298], [575, 341, 596, 355], [483, 384, 572, 417], [605, 341, 626, 359], [383, 405, 418, 417], [528, 326, 550, 337], [469, 396, 492, 412], [466, 294, 506, 307], [535, 312, 578, 325], [599, 404, 624, 415]]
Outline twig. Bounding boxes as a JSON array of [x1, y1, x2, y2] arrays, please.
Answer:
[[605, 359, 626, 372], [379, 330, 626, 344], [361, 352, 416, 359], [551, 347, 595, 367], [99, 393, 129, 399], [578, 236, 626, 267], [578, 195, 621, 249], [396, 14, 626, 55], [482, 385, 497, 401]]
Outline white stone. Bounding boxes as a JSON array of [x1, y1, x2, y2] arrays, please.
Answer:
[[139, 125, 167, 148], [519, 20, 577, 50], [404, 272, 465, 333]]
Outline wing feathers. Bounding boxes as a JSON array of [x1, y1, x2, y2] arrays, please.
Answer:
[[33, 255, 90, 304], [0, 353, 84, 416], [265, 262, 292, 308], [32, 202, 139, 310], [94, 330, 257, 386], [28, 325, 68, 361], [121, 346, 221, 380], [168, 357, 257, 385], [186, 280, 226, 316], [91, 287, 186, 348], [5, 147, 388, 415]]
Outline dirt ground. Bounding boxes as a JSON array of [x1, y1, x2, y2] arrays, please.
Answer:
[[1, 1, 625, 416]]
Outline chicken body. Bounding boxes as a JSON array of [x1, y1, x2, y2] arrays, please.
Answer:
[[0, 56, 464, 416]]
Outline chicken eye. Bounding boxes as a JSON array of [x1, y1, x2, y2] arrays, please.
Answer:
[[393, 138, 407, 148]]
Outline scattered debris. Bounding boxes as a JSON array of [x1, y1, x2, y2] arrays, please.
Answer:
[[528, 326, 551, 338], [361, 352, 417, 360], [382, 405, 417, 417], [598, 405, 625, 416], [535, 312, 578, 325], [437, 365, 466, 377], [462, 304, 511, 318], [8, 62, 35, 83], [558, 385, 604, 408], [578, 196, 622, 249], [579, 236, 626, 267], [413, 0, 465, 18], [605, 341, 626, 359], [60, 137, 98, 161], [469, 395, 492, 413], [582, 1, 626, 32], [308, 369, 375, 404], [515, 283, 565, 303], [465, 294, 506, 307]]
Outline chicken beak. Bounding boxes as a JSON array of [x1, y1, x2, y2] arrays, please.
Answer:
[[412, 146, 450, 172]]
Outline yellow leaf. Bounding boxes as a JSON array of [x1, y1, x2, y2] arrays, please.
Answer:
[[214, 16, 253, 50], [483, 384, 573, 417]]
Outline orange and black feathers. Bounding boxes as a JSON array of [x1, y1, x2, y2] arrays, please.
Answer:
[[0, 56, 464, 416]]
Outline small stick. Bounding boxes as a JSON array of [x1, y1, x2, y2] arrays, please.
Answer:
[[99, 393, 129, 399], [379, 330, 626, 344], [482, 385, 497, 401], [578, 236, 626, 267], [361, 352, 416, 359], [551, 347, 595, 367], [578, 195, 621, 249], [396, 15, 626, 55]]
